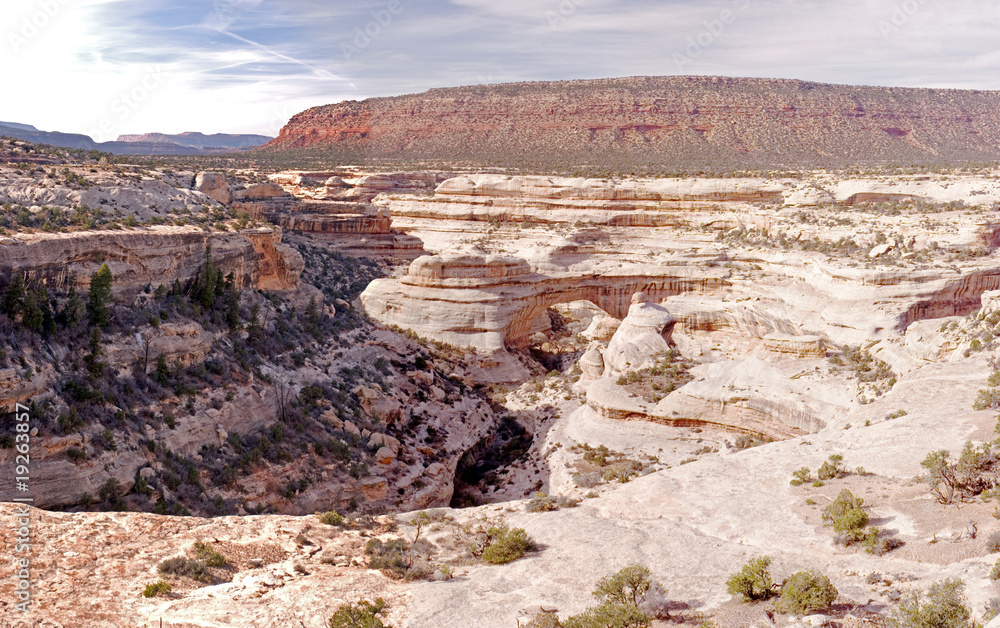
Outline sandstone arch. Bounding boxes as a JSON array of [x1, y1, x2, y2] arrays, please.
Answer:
[[360, 252, 728, 352]]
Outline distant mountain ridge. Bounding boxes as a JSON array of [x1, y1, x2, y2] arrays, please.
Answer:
[[261, 75, 1000, 171], [116, 132, 273, 150], [0, 123, 272, 155]]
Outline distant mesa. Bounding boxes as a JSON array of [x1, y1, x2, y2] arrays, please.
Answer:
[[0, 122, 272, 155], [262, 75, 1000, 170], [115, 131, 274, 150]]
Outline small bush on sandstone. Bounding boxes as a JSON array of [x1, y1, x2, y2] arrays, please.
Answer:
[[193, 540, 227, 567], [594, 564, 652, 607], [891, 578, 969, 628], [480, 521, 532, 564], [158, 556, 211, 582], [991, 558, 1000, 581], [328, 598, 392, 628], [527, 491, 558, 512], [989, 531, 1000, 553], [822, 489, 868, 543], [817, 454, 846, 480], [365, 538, 409, 575], [142, 580, 172, 598], [790, 466, 812, 486], [777, 570, 838, 614], [726, 556, 774, 602], [319, 510, 345, 526], [525, 612, 563, 627], [563, 602, 649, 628], [863, 526, 903, 556]]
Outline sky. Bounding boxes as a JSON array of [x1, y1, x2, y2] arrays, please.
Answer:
[[2, 0, 1000, 141]]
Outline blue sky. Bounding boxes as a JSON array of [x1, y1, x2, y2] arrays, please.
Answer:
[[3, 0, 1000, 140]]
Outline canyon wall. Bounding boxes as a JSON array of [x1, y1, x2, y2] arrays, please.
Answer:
[[0, 225, 301, 294]]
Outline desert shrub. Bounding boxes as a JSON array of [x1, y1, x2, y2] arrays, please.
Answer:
[[726, 556, 774, 601], [992, 558, 1000, 581], [365, 538, 409, 575], [573, 471, 602, 488], [556, 495, 581, 508], [328, 598, 391, 628], [790, 466, 812, 486], [891, 578, 969, 628], [193, 540, 227, 567], [158, 556, 211, 582], [602, 466, 638, 484], [527, 492, 558, 512], [863, 527, 903, 556], [594, 564, 652, 606], [563, 602, 649, 628], [988, 531, 1000, 554], [481, 521, 532, 564], [921, 442, 996, 504], [142, 580, 172, 598], [525, 612, 563, 627], [319, 510, 345, 526], [984, 597, 1000, 622], [817, 454, 845, 480], [822, 489, 869, 543], [777, 570, 838, 614]]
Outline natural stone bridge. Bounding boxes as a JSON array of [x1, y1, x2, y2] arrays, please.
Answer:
[[360, 253, 729, 351]]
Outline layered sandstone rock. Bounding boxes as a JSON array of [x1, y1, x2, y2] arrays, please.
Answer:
[[0, 225, 301, 295], [361, 252, 726, 352], [195, 171, 231, 205]]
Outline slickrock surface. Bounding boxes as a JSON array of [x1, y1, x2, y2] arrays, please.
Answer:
[[0, 506, 410, 628], [263, 77, 1000, 170]]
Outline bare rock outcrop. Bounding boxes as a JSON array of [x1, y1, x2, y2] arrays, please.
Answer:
[[361, 252, 726, 353], [0, 225, 301, 296], [195, 171, 232, 205], [603, 293, 676, 374]]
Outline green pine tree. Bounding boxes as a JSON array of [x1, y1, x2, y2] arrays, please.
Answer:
[[1, 275, 25, 317], [86, 264, 113, 328]]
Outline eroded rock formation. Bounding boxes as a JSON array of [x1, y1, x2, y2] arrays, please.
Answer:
[[361, 252, 726, 352], [0, 225, 301, 295]]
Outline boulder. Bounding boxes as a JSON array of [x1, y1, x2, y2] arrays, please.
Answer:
[[375, 447, 396, 465], [578, 343, 605, 379], [603, 293, 676, 373], [359, 476, 388, 500], [868, 243, 893, 258], [195, 172, 231, 205]]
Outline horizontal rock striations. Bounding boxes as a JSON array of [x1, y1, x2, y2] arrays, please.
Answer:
[[0, 225, 301, 295], [262, 76, 1000, 170], [361, 252, 727, 352]]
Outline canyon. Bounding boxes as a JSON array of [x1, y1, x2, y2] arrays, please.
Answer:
[[6, 122, 1000, 627]]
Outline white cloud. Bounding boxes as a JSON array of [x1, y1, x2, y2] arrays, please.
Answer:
[[2, 0, 1000, 137]]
